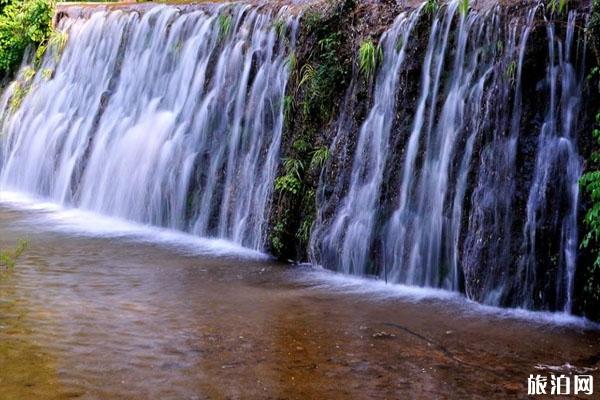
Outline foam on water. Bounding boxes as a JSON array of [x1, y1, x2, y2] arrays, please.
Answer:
[[0, 191, 268, 260], [292, 264, 600, 330]]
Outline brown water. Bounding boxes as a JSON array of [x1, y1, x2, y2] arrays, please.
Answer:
[[1, 202, 599, 400]]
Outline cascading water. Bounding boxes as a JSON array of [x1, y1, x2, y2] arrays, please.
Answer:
[[310, 9, 422, 276], [517, 11, 584, 312], [0, 4, 297, 250], [311, 1, 587, 312], [0, 0, 590, 314]]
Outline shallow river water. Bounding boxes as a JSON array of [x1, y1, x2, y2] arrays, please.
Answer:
[[1, 194, 599, 400]]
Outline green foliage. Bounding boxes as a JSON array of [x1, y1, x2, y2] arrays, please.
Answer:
[[310, 146, 330, 170], [275, 173, 302, 195], [458, 0, 470, 16], [298, 63, 316, 91], [298, 31, 346, 119], [283, 157, 304, 180], [581, 112, 600, 305], [505, 60, 517, 83], [9, 81, 26, 111], [283, 95, 294, 123], [22, 65, 35, 81], [285, 52, 297, 72], [0, 240, 28, 269], [271, 3, 351, 260], [218, 14, 232, 40], [424, 0, 439, 15], [35, 29, 68, 67], [275, 158, 304, 195], [272, 18, 285, 39], [302, 10, 322, 32], [8, 65, 36, 111], [292, 138, 309, 153], [548, 0, 569, 15], [296, 213, 313, 244], [0, 0, 54, 74], [41, 67, 52, 80], [270, 219, 286, 255], [358, 39, 383, 78]]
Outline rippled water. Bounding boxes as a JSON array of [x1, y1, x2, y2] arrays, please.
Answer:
[[1, 199, 599, 399]]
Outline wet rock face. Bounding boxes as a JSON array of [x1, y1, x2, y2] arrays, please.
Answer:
[[269, 0, 599, 317]]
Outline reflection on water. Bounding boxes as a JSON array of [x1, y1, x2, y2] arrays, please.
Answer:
[[1, 202, 599, 399]]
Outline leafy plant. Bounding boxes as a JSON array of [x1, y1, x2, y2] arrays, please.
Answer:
[[8, 65, 36, 111], [275, 158, 304, 195], [22, 65, 35, 81], [580, 112, 600, 307], [296, 214, 313, 244], [310, 146, 330, 170], [0, 239, 28, 269], [283, 157, 304, 180], [292, 138, 309, 153], [218, 14, 232, 40], [275, 173, 302, 195], [505, 60, 517, 83], [459, 0, 470, 16], [302, 10, 321, 31], [358, 39, 383, 78], [284, 95, 294, 123], [548, 0, 569, 15], [272, 18, 286, 39], [298, 64, 316, 90], [424, 0, 439, 15], [270, 219, 287, 255], [35, 29, 68, 66], [9, 81, 28, 111], [41, 67, 52, 80]]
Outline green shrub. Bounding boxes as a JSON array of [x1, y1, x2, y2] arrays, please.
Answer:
[[424, 0, 439, 15], [358, 39, 382, 78], [548, 0, 569, 15], [0, 0, 54, 74]]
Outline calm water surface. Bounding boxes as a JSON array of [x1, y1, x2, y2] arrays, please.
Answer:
[[1, 200, 599, 400]]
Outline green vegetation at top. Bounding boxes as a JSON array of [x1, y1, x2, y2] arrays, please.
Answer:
[[548, 0, 570, 15], [424, 0, 439, 15], [0, 0, 54, 75], [458, 0, 469, 16]]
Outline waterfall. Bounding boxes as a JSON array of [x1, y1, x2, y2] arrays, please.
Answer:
[[310, 9, 422, 276], [0, 0, 589, 313], [311, 1, 586, 312], [0, 5, 297, 250], [517, 11, 583, 312]]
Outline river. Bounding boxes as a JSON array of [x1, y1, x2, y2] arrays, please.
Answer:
[[1, 194, 598, 399]]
